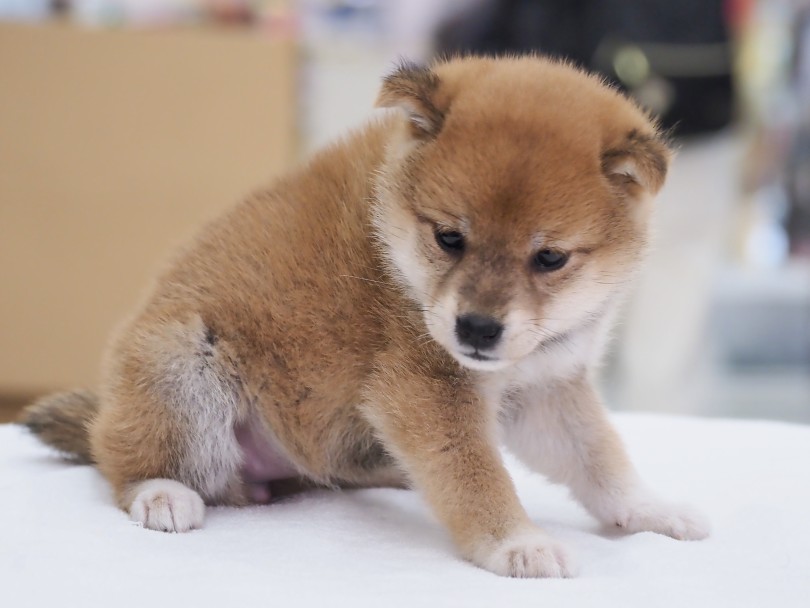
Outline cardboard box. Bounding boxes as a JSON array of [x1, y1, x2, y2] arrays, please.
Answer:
[[0, 23, 298, 396]]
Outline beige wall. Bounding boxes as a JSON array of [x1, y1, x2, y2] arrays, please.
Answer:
[[0, 23, 298, 395]]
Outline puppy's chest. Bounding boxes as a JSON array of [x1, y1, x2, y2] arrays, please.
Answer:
[[479, 331, 593, 414]]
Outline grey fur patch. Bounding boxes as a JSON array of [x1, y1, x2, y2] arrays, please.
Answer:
[[144, 316, 244, 502], [349, 438, 394, 471]]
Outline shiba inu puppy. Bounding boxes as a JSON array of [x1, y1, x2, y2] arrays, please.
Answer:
[[22, 56, 709, 578]]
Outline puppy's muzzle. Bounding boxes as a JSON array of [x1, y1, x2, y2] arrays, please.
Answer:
[[455, 314, 504, 350]]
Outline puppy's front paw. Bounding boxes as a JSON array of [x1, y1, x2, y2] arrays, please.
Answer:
[[472, 528, 575, 578], [128, 479, 205, 533], [614, 497, 710, 541]]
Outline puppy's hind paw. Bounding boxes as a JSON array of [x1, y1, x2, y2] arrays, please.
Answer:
[[128, 479, 206, 533], [472, 528, 576, 578]]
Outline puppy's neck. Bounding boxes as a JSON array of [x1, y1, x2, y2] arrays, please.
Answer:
[[477, 308, 613, 407]]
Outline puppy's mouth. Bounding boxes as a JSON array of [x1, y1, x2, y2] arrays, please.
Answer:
[[466, 350, 495, 362], [455, 349, 511, 372]]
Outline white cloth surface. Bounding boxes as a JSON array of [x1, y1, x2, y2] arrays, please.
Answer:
[[1, 414, 808, 607]]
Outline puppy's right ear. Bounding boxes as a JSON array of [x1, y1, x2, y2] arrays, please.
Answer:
[[376, 61, 445, 139]]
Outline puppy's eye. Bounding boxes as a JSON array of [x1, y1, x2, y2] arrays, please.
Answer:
[[435, 230, 465, 254], [532, 249, 568, 272]]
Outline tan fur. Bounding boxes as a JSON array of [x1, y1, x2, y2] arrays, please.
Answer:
[[22, 56, 709, 577]]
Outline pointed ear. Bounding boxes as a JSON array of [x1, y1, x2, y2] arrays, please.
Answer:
[[376, 61, 445, 139], [601, 130, 671, 197]]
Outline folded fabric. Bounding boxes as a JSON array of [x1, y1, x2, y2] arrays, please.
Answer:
[[1, 413, 808, 607]]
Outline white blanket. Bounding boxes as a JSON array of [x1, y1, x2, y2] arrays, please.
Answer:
[[2, 414, 808, 607]]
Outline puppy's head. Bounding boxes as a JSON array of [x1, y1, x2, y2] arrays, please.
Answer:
[[372, 57, 670, 372]]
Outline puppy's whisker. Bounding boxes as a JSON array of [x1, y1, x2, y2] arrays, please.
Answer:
[[338, 274, 388, 287]]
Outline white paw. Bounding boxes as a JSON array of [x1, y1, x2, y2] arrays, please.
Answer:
[[614, 496, 710, 541], [472, 528, 576, 578], [128, 479, 206, 533]]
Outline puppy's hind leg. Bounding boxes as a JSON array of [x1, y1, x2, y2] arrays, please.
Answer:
[[92, 314, 247, 532]]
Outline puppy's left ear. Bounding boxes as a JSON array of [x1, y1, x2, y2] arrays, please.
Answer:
[[601, 129, 672, 197], [376, 61, 445, 139]]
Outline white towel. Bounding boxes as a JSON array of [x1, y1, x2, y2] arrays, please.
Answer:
[[1, 414, 808, 607]]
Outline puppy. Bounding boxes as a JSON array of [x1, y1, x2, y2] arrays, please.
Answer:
[[22, 56, 709, 578]]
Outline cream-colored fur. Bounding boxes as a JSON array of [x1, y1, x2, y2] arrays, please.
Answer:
[[127, 479, 206, 533], [21, 56, 709, 578]]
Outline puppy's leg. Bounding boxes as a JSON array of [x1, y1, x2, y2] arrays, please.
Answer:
[[91, 314, 246, 532], [502, 377, 709, 540], [364, 363, 574, 578]]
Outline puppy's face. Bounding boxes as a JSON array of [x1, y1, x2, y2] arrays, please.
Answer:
[[373, 58, 670, 372]]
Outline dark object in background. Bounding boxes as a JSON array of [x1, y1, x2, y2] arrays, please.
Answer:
[[435, 0, 734, 136], [787, 132, 810, 256], [787, 7, 810, 256]]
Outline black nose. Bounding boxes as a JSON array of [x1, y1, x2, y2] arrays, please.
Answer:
[[455, 314, 504, 350]]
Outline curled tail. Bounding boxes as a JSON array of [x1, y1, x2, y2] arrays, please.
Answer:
[[19, 390, 99, 464]]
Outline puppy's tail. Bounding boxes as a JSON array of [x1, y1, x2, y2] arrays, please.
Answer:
[[19, 390, 98, 464]]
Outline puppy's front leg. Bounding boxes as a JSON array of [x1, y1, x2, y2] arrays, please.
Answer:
[[503, 377, 710, 540], [363, 364, 574, 578]]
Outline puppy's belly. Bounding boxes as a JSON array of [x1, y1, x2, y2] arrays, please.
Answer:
[[234, 421, 299, 503]]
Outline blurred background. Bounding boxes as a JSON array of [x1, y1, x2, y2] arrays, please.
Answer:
[[1, 0, 808, 424]]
